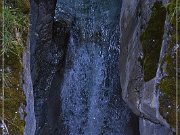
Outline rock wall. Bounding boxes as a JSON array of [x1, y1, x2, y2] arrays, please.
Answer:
[[23, 38, 36, 135], [23, 0, 176, 135], [119, 0, 174, 134]]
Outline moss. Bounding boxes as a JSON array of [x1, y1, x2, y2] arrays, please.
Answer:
[[159, 93, 176, 129], [159, 62, 179, 129], [159, 0, 180, 129], [0, 1, 29, 134], [0, 52, 26, 135], [4, 87, 26, 134], [166, 0, 176, 14], [166, 0, 178, 27], [159, 48, 179, 129], [140, 1, 166, 82], [15, 0, 30, 14], [6, 0, 30, 14], [164, 54, 175, 77], [159, 69, 177, 129], [160, 77, 176, 96]]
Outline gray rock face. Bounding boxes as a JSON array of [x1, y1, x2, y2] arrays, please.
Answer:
[[23, 38, 36, 135], [24, 0, 174, 135], [139, 118, 173, 135], [119, 0, 174, 134]]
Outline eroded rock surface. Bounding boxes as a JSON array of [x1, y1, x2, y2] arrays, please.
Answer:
[[24, 0, 176, 135], [119, 0, 175, 134]]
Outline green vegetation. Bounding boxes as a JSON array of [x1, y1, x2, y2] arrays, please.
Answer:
[[166, 0, 180, 26], [140, 1, 166, 82], [2, 8, 28, 56], [0, 0, 29, 134], [12, 0, 30, 14], [140, 0, 179, 129], [159, 0, 180, 130]]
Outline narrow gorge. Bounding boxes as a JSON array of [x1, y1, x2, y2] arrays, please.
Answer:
[[22, 0, 178, 135]]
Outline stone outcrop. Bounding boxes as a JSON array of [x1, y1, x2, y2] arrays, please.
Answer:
[[119, 0, 175, 134]]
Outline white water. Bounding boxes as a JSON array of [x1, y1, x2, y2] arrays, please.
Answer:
[[55, 1, 139, 135]]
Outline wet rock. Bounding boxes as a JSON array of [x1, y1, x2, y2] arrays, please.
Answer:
[[23, 38, 36, 135], [139, 118, 173, 135], [25, 0, 175, 135], [119, 0, 174, 134]]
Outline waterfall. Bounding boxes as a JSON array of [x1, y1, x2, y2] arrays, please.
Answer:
[[55, 0, 139, 135]]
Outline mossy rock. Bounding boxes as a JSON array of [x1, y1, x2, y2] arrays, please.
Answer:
[[0, 52, 26, 135], [0, 2, 29, 134], [159, 47, 178, 129], [159, 76, 179, 129], [140, 1, 166, 82], [6, 0, 30, 14], [166, 0, 180, 27], [159, 77, 176, 96], [159, 0, 180, 129], [16, 0, 30, 14]]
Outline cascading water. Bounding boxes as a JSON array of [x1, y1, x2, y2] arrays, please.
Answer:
[[52, 0, 140, 135], [25, 0, 175, 135]]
